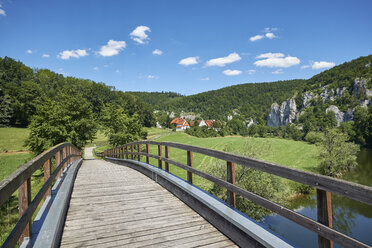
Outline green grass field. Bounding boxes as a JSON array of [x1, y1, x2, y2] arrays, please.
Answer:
[[0, 128, 29, 152], [144, 127, 173, 139], [133, 132, 320, 194]]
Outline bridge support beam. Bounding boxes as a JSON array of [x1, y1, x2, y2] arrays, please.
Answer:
[[187, 151, 193, 184], [43, 158, 52, 200], [227, 161, 236, 208], [165, 146, 169, 172], [317, 189, 333, 248], [18, 178, 31, 244]]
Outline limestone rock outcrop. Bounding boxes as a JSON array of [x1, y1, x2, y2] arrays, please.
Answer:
[[267, 99, 297, 127]]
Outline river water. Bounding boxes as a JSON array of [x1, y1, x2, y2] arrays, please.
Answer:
[[261, 148, 372, 247]]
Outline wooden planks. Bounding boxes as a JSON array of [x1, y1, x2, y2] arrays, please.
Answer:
[[60, 156, 237, 247]]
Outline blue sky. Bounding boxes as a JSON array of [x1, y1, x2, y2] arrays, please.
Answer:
[[0, 0, 371, 95]]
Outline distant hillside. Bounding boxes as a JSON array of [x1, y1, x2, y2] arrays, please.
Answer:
[[127, 80, 308, 124], [128, 55, 372, 125], [127, 91, 183, 108]]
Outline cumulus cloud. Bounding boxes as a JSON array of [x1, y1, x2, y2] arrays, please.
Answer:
[[93, 67, 99, 71], [249, 35, 264, 42], [130, 26, 151, 44], [265, 33, 276, 39], [152, 49, 163, 55], [98, 40, 126, 57], [312, 61, 336, 69], [247, 69, 256, 74], [205, 53, 241, 67], [256, 53, 284, 59], [200, 77, 210, 81], [42, 54, 50, 58], [26, 49, 33, 54], [0, 8, 6, 16], [272, 69, 284, 74], [223, 69, 242, 76], [178, 56, 199, 66], [147, 75, 156, 79], [301, 65, 310, 69], [58, 49, 88, 60], [254, 53, 300, 68]]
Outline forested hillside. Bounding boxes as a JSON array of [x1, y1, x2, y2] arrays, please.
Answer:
[[128, 80, 307, 124], [0, 56, 155, 128], [128, 55, 372, 127]]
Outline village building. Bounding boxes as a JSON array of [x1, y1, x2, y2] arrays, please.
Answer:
[[170, 117, 190, 131]]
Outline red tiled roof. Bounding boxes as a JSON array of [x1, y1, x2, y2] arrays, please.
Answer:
[[205, 120, 214, 128], [171, 118, 189, 127]]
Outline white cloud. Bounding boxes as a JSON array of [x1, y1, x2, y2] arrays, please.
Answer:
[[58, 49, 88, 60], [93, 67, 99, 71], [249, 35, 264, 42], [98, 40, 126, 57], [152, 49, 163, 55], [0, 8, 6, 16], [256, 53, 284, 59], [312, 61, 336, 69], [178, 56, 199, 66], [301, 65, 310, 69], [26, 49, 33, 54], [147, 75, 156, 79], [115, 69, 120, 73], [130, 26, 151, 44], [254, 53, 300, 68], [205, 53, 241, 67], [265, 32, 276, 39], [41, 54, 50, 58], [272, 69, 284, 74], [200, 77, 210, 81], [247, 69, 256, 74], [223, 69, 242, 76]]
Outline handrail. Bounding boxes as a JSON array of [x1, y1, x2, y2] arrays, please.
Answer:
[[0, 142, 82, 248], [104, 140, 372, 248]]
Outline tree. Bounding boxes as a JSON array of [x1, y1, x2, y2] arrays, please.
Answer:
[[353, 106, 372, 146], [0, 92, 13, 127], [101, 103, 147, 146], [318, 129, 359, 177], [25, 89, 97, 154]]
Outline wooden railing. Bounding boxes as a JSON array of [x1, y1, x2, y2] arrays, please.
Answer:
[[0, 143, 82, 248], [104, 140, 372, 248]]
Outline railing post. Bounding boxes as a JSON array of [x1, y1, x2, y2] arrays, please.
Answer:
[[121, 147, 124, 159], [18, 177, 31, 244], [43, 158, 52, 200], [138, 144, 141, 161], [165, 146, 169, 172], [126, 146, 129, 159], [69, 146, 72, 164], [317, 189, 333, 248], [131, 144, 134, 160], [227, 161, 236, 208], [158, 144, 162, 169], [56, 148, 62, 178], [146, 144, 150, 164], [187, 151, 193, 184]]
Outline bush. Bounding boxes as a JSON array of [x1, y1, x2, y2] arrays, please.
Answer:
[[304, 131, 323, 144]]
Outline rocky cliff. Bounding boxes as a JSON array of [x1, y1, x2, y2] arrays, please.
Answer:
[[267, 77, 371, 127], [267, 99, 297, 127]]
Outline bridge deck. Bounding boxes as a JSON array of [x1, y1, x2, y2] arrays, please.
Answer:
[[60, 148, 236, 247]]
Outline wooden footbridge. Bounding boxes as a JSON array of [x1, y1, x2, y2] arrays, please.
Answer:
[[1, 141, 372, 248]]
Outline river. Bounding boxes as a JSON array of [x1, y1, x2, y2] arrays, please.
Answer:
[[261, 148, 372, 247]]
